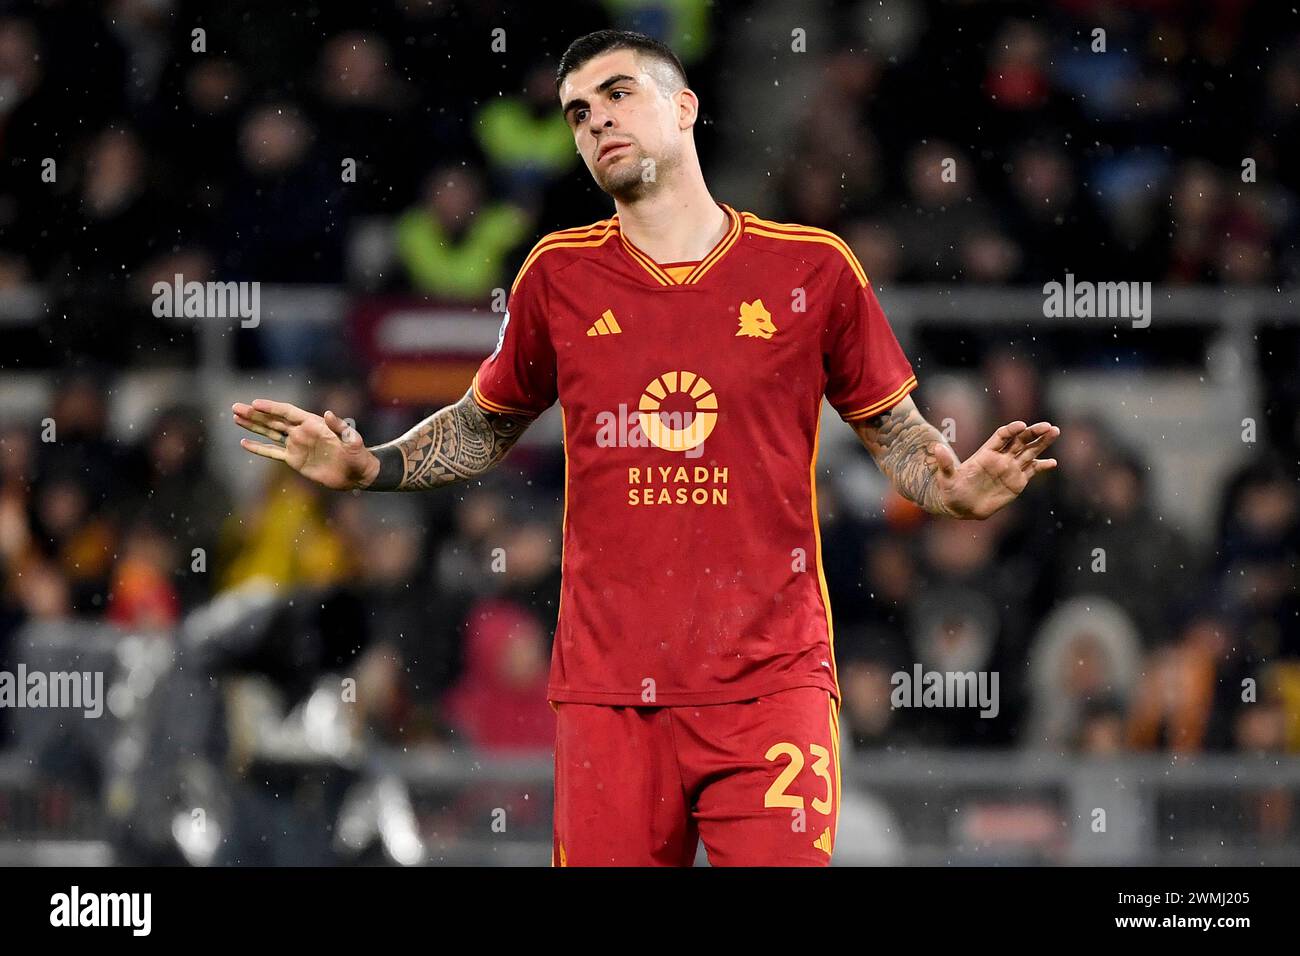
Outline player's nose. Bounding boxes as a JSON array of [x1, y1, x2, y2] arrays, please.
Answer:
[[585, 108, 615, 136]]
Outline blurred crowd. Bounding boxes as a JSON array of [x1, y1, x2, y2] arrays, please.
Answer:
[[0, 0, 1297, 367], [826, 349, 1300, 757], [0, 0, 705, 364], [0, 372, 565, 759], [786, 0, 1300, 287]]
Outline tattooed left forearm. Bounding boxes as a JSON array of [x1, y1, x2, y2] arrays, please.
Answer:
[[364, 389, 528, 491], [851, 396, 956, 517]]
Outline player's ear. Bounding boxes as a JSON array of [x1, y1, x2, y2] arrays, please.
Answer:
[[675, 87, 699, 130]]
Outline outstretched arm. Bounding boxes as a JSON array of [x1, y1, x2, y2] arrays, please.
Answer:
[[232, 389, 529, 492], [850, 395, 1059, 520]]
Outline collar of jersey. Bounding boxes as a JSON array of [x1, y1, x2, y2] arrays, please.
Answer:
[[613, 201, 742, 287]]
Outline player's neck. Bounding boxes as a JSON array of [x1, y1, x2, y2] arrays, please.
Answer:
[[614, 184, 728, 265]]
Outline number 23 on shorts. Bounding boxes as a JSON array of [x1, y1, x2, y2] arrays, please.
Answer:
[[763, 742, 834, 815]]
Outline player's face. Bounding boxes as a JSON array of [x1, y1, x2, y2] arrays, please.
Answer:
[[559, 49, 684, 200]]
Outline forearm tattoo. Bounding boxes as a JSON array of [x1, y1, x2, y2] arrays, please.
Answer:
[[852, 398, 956, 517], [364, 390, 528, 491]]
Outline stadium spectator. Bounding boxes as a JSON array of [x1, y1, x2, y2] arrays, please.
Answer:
[[474, 62, 582, 204], [216, 469, 355, 592], [395, 164, 532, 300], [222, 102, 344, 282], [444, 520, 558, 753], [105, 518, 181, 634], [885, 142, 1004, 282], [1025, 596, 1143, 750], [125, 405, 231, 610], [1212, 457, 1300, 659], [313, 31, 417, 215], [1053, 436, 1198, 646], [1126, 610, 1249, 752]]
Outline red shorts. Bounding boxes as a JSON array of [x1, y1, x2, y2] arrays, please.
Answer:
[[552, 685, 841, 866]]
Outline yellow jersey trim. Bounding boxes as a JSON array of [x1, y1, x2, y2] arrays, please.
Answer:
[[839, 375, 918, 422], [740, 213, 870, 288]]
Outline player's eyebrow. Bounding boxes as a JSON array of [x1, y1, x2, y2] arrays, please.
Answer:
[[562, 73, 638, 123]]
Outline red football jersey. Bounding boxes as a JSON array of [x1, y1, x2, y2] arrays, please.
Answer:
[[473, 201, 917, 706]]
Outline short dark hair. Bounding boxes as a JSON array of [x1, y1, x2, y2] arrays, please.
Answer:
[[555, 30, 688, 97]]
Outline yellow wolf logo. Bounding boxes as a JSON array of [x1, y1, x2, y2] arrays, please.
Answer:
[[736, 299, 777, 339]]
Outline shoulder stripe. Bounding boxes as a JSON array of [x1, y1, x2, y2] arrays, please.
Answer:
[[546, 215, 618, 239], [839, 375, 918, 422], [472, 372, 542, 419], [510, 219, 618, 294], [740, 213, 869, 288], [741, 211, 849, 241], [740, 214, 863, 265]]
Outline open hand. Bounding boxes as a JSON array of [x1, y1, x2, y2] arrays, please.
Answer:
[[930, 420, 1060, 519], [232, 399, 379, 490]]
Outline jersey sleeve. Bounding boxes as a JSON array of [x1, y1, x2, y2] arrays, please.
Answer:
[[471, 254, 558, 419], [822, 251, 917, 422]]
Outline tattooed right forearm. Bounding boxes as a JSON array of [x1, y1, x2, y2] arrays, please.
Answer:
[[363, 390, 529, 491]]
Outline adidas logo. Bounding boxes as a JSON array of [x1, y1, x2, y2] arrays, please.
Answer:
[[586, 309, 623, 336], [813, 827, 833, 855]]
